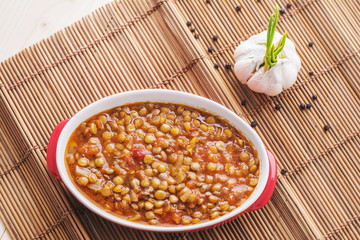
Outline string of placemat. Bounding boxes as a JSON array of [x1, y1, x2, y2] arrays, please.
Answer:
[[0, 0, 315, 91], [278, 130, 360, 179], [173, 232, 188, 240], [0, 145, 47, 178], [30, 207, 84, 240], [239, 48, 360, 118], [318, 213, 360, 240]]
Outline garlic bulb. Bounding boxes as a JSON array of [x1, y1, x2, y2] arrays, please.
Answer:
[[233, 7, 301, 96]]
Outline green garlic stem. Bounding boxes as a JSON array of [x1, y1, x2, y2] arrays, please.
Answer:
[[263, 5, 287, 72]]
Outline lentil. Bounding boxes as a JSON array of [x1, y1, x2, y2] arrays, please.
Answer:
[[145, 201, 154, 210], [169, 195, 179, 203], [155, 190, 167, 200], [190, 162, 201, 171], [95, 157, 105, 167], [151, 178, 161, 189], [78, 177, 89, 186], [113, 185, 123, 193], [102, 132, 112, 140], [88, 173, 97, 183], [249, 178, 258, 187], [160, 124, 171, 133], [78, 158, 89, 167], [158, 164, 167, 173], [145, 211, 155, 219], [170, 127, 180, 137], [144, 155, 154, 165]]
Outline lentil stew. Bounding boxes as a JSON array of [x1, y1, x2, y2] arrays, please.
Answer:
[[65, 103, 259, 226]]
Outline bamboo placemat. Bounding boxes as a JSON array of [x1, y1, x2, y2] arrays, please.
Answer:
[[0, 0, 359, 239]]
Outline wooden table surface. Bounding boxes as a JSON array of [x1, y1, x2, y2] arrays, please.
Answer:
[[0, 0, 111, 238]]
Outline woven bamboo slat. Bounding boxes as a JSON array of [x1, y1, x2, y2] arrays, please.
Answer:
[[0, 0, 359, 239]]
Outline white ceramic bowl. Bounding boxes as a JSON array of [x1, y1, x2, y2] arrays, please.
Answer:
[[47, 89, 276, 232]]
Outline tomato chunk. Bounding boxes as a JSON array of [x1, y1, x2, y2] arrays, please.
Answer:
[[132, 145, 148, 162]]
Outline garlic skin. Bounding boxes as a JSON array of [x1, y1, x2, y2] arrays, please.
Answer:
[[234, 31, 301, 96]]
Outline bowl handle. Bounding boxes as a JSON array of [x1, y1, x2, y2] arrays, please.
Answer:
[[47, 119, 69, 182], [246, 149, 277, 212]]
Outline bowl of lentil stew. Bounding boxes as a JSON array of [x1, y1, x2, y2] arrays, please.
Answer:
[[47, 89, 277, 232]]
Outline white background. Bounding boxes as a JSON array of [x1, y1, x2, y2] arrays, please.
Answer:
[[0, 0, 111, 238]]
